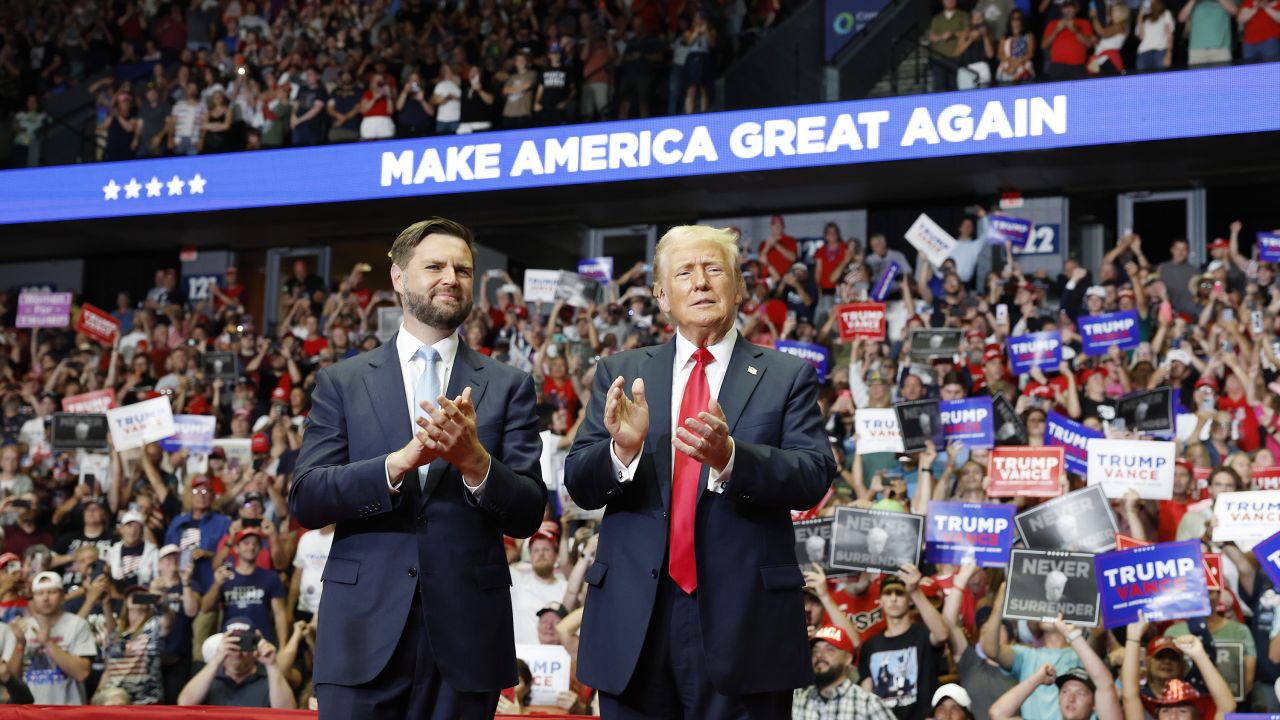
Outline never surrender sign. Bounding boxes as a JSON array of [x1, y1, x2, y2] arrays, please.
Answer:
[[1078, 309, 1141, 356], [793, 517, 847, 576], [987, 446, 1064, 498], [895, 399, 944, 454], [925, 501, 1015, 567], [836, 302, 886, 341], [940, 397, 995, 448], [830, 507, 924, 574], [1006, 331, 1061, 375], [854, 408, 904, 455], [1094, 540, 1209, 628], [1044, 411, 1103, 476], [1015, 485, 1118, 553], [1116, 387, 1174, 435], [775, 340, 829, 383], [1003, 549, 1100, 625], [1086, 439, 1175, 500]]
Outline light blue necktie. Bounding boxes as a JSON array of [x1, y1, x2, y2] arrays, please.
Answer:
[[414, 345, 441, 489]]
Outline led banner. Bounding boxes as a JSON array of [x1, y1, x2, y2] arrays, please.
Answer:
[[3, 65, 1279, 225]]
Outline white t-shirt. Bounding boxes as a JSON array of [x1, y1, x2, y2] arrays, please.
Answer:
[[1137, 10, 1174, 53], [539, 430, 568, 493], [509, 563, 567, 646], [292, 528, 335, 614], [23, 612, 98, 705], [433, 80, 462, 123]]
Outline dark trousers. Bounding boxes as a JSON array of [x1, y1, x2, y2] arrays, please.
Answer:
[[600, 576, 791, 720], [315, 590, 498, 719], [162, 656, 192, 705], [930, 57, 959, 92]]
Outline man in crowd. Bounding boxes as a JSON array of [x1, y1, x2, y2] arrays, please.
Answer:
[[14, 572, 96, 704], [201, 526, 288, 646], [164, 476, 231, 593], [989, 615, 1121, 720], [858, 566, 949, 720], [793, 624, 896, 719], [510, 520, 567, 645], [177, 618, 294, 708]]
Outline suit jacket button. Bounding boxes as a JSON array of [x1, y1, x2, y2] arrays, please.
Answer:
[[408, 567, 418, 577], [650, 569, 658, 579], [662, 511, 669, 519]]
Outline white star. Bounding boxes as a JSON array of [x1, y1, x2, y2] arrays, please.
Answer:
[[102, 179, 120, 201], [187, 173, 207, 195], [166, 175, 185, 196], [145, 177, 163, 198], [123, 178, 141, 199]]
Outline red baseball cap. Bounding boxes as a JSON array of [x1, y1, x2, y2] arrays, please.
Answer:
[[1194, 375, 1219, 391], [529, 520, 560, 548], [983, 345, 1004, 364], [1209, 237, 1229, 251], [811, 625, 855, 654], [234, 527, 266, 544], [1147, 636, 1184, 658], [251, 432, 270, 454]]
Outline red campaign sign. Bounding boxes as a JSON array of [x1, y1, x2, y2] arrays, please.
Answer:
[[75, 303, 120, 346], [1253, 466, 1280, 491], [835, 303, 886, 342], [987, 446, 1064, 498], [1115, 534, 1221, 591], [62, 389, 117, 414]]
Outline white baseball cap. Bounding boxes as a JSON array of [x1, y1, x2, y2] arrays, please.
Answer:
[[120, 510, 145, 526], [933, 683, 972, 709], [31, 571, 63, 592]]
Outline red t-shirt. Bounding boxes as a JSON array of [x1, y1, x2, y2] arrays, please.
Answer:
[[827, 575, 886, 648], [759, 235, 799, 279], [361, 88, 392, 117], [1044, 19, 1093, 65], [543, 377, 579, 417], [1243, 0, 1280, 43], [303, 336, 329, 359], [1156, 498, 1194, 543], [815, 243, 848, 290], [1218, 394, 1261, 452]]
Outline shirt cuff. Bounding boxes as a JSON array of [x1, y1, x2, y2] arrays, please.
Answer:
[[463, 457, 492, 498], [385, 456, 403, 494], [707, 438, 735, 494], [609, 441, 643, 483]]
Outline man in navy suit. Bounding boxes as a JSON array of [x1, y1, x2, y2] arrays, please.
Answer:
[[564, 225, 836, 719], [290, 217, 545, 719]]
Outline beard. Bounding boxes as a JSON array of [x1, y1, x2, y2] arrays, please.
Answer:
[[404, 287, 472, 331], [813, 664, 845, 687]]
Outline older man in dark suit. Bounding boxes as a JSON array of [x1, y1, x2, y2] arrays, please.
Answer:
[[291, 217, 544, 719], [565, 225, 835, 719]]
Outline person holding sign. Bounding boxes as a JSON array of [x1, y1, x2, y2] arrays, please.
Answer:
[[989, 615, 1121, 720], [564, 225, 834, 720], [1120, 616, 1237, 720], [290, 218, 546, 719]]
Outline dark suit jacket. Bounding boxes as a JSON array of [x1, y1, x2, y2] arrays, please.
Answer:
[[290, 336, 545, 691], [564, 336, 835, 696]]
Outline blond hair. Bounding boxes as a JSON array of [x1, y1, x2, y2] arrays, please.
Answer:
[[652, 225, 742, 293]]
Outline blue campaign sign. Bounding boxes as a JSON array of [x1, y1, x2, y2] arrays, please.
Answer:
[[1044, 411, 1103, 476], [158, 414, 217, 454], [576, 257, 613, 282], [925, 501, 1016, 566], [184, 274, 222, 302], [1013, 223, 1060, 256], [1079, 309, 1141, 356], [1225, 715, 1280, 719], [986, 214, 1033, 247], [775, 340, 830, 383], [1007, 331, 1062, 375], [1095, 539, 1210, 628], [869, 261, 899, 302], [941, 397, 995, 447], [1253, 529, 1280, 592], [3, 66, 1280, 226], [1258, 232, 1280, 263]]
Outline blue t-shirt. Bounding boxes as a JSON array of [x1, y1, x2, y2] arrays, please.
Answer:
[[218, 567, 285, 644], [1010, 644, 1082, 720]]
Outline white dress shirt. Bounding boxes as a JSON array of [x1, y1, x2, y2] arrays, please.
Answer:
[[610, 329, 738, 493], [384, 326, 487, 495]]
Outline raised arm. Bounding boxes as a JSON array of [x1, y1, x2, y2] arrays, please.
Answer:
[[991, 663, 1057, 720], [981, 581, 1017, 669], [1174, 633, 1236, 719]]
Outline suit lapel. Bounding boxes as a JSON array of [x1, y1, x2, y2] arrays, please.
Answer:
[[419, 340, 488, 510], [698, 337, 765, 504], [642, 342, 675, 512], [363, 338, 411, 457]]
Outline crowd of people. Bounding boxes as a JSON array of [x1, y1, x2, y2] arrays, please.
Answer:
[[0, 0, 781, 168], [0, 207, 1275, 716], [927, 0, 1277, 89]]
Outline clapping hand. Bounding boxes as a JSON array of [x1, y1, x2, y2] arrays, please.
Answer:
[[604, 376, 648, 466], [673, 397, 732, 472]]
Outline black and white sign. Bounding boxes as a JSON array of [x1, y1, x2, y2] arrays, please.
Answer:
[[993, 393, 1029, 446], [1116, 387, 1174, 434], [51, 412, 110, 450], [1002, 549, 1100, 625], [830, 507, 924, 574], [894, 399, 944, 454], [202, 351, 239, 381], [1215, 642, 1245, 701], [792, 517, 848, 577], [554, 271, 601, 309], [909, 328, 962, 360], [1014, 485, 1118, 553]]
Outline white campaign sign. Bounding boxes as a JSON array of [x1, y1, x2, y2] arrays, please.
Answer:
[[855, 408, 905, 455], [523, 270, 561, 303], [105, 397, 176, 451], [515, 644, 571, 707], [1085, 439, 1175, 500], [904, 213, 958, 268], [1212, 491, 1280, 551]]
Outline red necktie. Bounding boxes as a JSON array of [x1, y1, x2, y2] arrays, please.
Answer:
[[670, 347, 712, 594]]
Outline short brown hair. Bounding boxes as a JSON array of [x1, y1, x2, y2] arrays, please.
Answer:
[[389, 217, 476, 269]]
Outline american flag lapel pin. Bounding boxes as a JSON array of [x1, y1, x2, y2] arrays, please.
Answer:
[[747, 366, 758, 375]]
